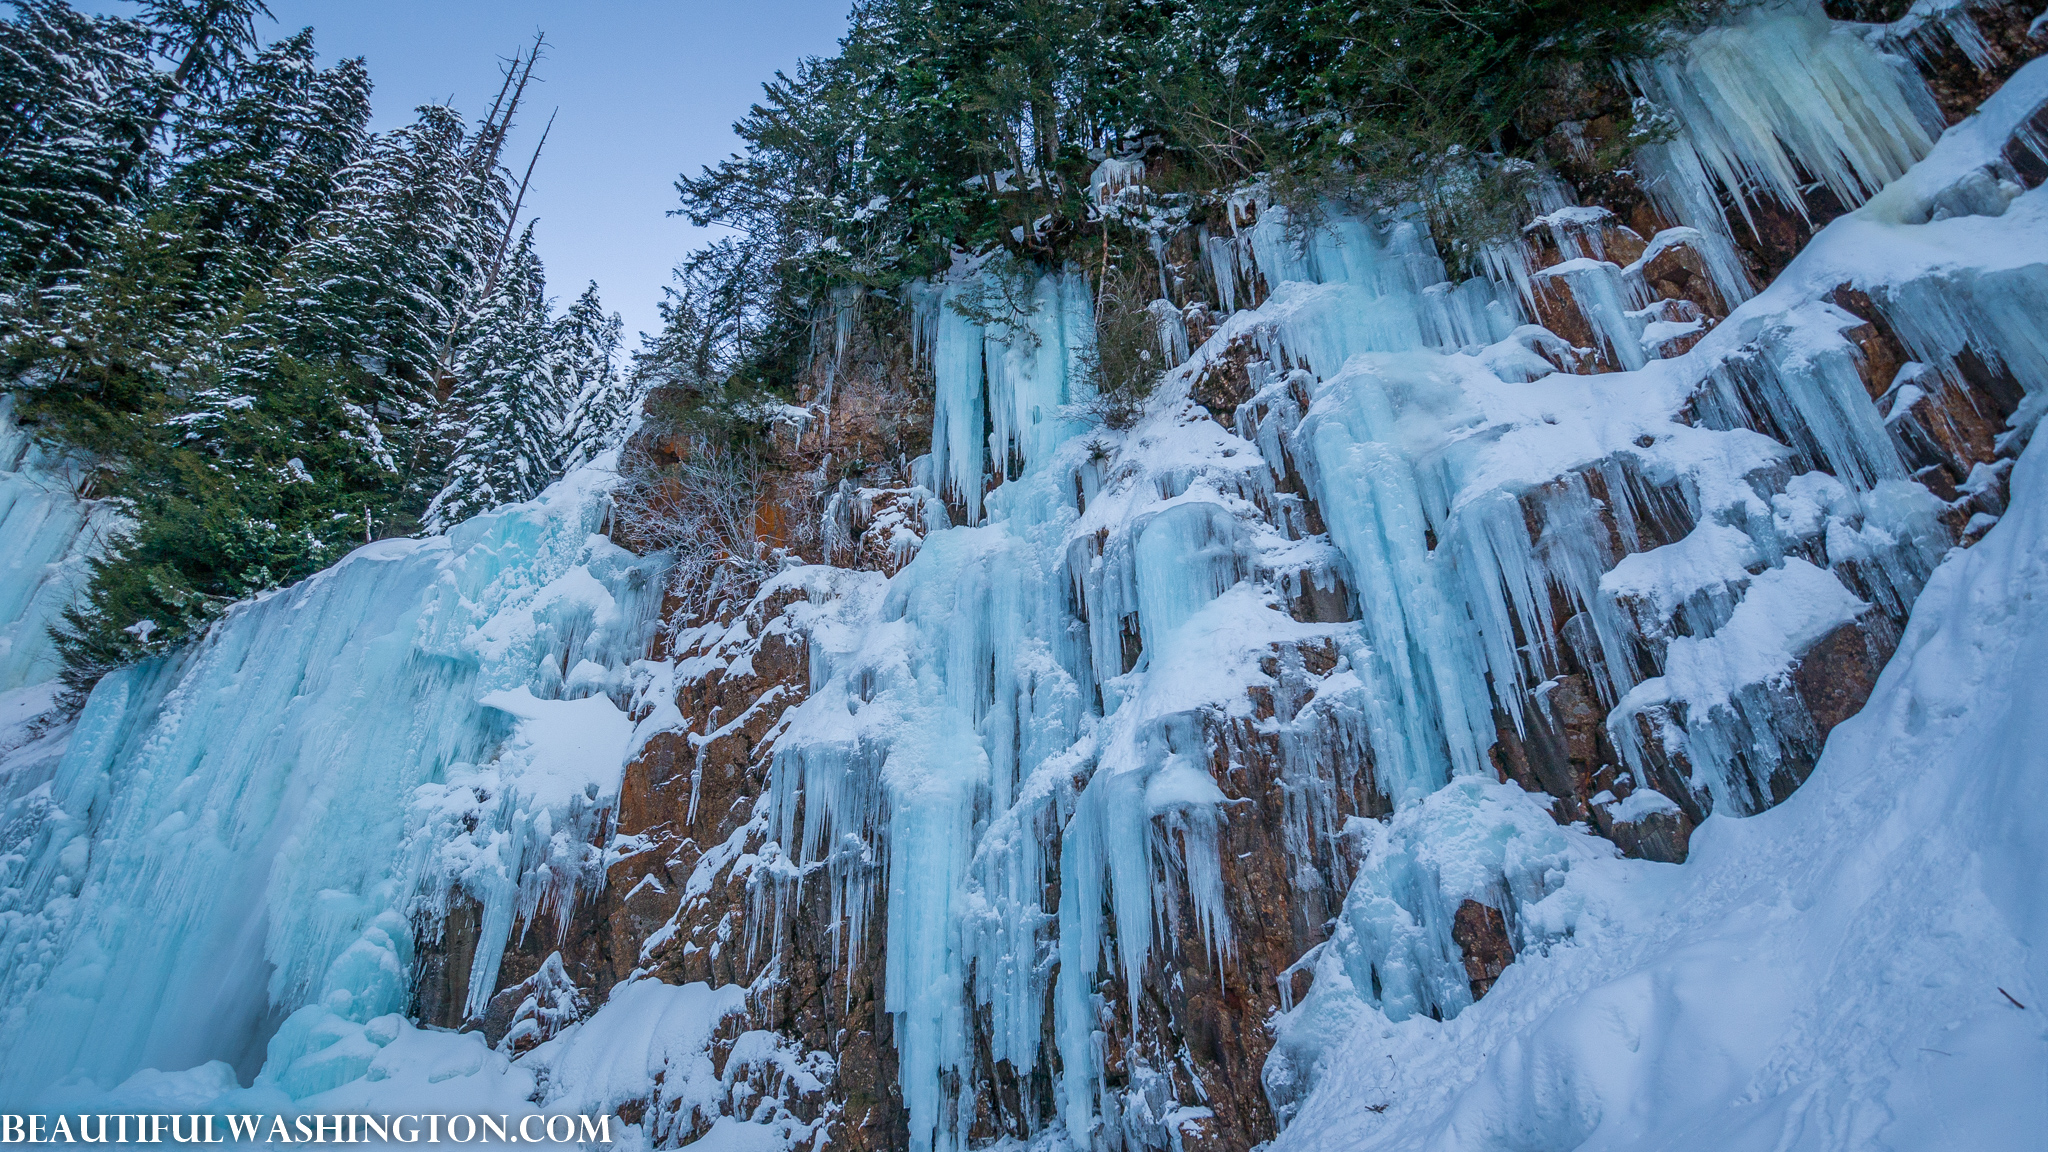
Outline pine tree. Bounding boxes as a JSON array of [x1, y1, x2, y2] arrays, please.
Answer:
[[554, 279, 632, 473], [46, 100, 496, 677], [160, 28, 372, 305], [0, 17, 577, 683], [424, 224, 561, 531], [2, 30, 371, 461], [107, 0, 274, 190], [209, 103, 483, 481], [0, 0, 168, 285]]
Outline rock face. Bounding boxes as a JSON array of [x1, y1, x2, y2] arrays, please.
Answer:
[[434, 9, 2048, 1151], [1451, 901, 1516, 1001]]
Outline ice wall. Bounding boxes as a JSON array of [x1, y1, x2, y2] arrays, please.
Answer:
[[1257, 44, 2048, 1133], [756, 26, 2012, 1137], [1627, 0, 1946, 304], [0, 396, 123, 693], [0, 463, 666, 1108], [770, 278, 1102, 1150], [1271, 356, 2048, 1152], [808, 23, 2045, 1151], [0, 2, 2039, 1147]]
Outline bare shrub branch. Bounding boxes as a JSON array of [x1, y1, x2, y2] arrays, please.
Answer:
[[613, 440, 772, 624]]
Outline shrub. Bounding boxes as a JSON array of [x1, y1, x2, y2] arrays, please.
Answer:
[[611, 440, 773, 623]]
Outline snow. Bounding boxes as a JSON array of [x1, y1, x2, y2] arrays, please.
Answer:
[[473, 687, 635, 810], [1267, 774, 1614, 1118], [1270, 421, 2048, 1152], [1642, 557, 1867, 712], [523, 979, 746, 1123]]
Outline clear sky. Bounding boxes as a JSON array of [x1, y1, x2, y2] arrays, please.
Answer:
[[87, 0, 852, 344]]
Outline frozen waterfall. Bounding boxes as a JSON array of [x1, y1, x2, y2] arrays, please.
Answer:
[[0, 464, 666, 1108], [0, 2, 2043, 1149]]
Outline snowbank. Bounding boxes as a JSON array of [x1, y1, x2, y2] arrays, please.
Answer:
[[1274, 405, 2048, 1152]]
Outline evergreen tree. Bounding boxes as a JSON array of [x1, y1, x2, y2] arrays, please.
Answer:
[[209, 102, 485, 483], [554, 279, 632, 473], [45, 98, 495, 680], [0, 0, 168, 284], [107, 0, 274, 189], [160, 29, 372, 304], [2, 30, 371, 462], [0, 6, 576, 685], [424, 224, 559, 531]]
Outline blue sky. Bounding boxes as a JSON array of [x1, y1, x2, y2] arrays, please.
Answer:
[[88, 0, 852, 343]]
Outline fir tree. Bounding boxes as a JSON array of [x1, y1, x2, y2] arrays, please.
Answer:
[[210, 102, 485, 483], [0, 12, 587, 683], [3, 30, 371, 462], [42, 75, 531, 675], [161, 29, 372, 304], [0, 0, 168, 284], [554, 279, 632, 473], [107, 0, 274, 189], [424, 224, 560, 531]]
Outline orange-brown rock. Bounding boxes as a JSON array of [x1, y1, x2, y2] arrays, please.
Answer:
[[1791, 612, 1899, 736], [1640, 233, 1729, 320], [1082, 638, 1383, 1152], [1189, 335, 1261, 428], [1882, 0, 2048, 126], [1451, 900, 1516, 1000]]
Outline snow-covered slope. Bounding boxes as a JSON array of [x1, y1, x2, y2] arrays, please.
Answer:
[[1276, 414, 2048, 1152]]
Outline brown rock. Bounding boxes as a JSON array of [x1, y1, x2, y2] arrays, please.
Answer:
[[1640, 233, 1730, 320], [1189, 336, 1260, 428], [1530, 267, 1622, 373], [2000, 96, 2048, 186], [1451, 900, 1516, 1000], [1790, 612, 1899, 736], [1726, 181, 1850, 288], [1068, 641, 1384, 1152], [1828, 284, 2012, 507], [1602, 806, 1694, 866], [1493, 673, 1616, 825], [481, 953, 587, 1053], [1892, 0, 2048, 127], [410, 898, 482, 1030], [1828, 286, 1911, 400]]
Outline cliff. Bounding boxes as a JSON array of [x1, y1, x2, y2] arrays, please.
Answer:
[[1, 3, 2045, 1150], [465, 4, 2048, 1148]]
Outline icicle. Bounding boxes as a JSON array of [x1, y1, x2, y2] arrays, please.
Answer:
[[1608, 559, 1872, 815], [1533, 259, 1650, 370], [1263, 776, 1614, 1123], [1627, 0, 1943, 304], [1689, 305, 1911, 490], [922, 279, 991, 522], [1132, 502, 1249, 659], [1874, 263, 2048, 443], [918, 271, 1095, 524]]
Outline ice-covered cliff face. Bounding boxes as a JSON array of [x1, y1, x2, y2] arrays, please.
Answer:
[[0, 464, 667, 1109], [0, 396, 124, 695], [1, 1, 2045, 1149], [678, 6, 2048, 1148]]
